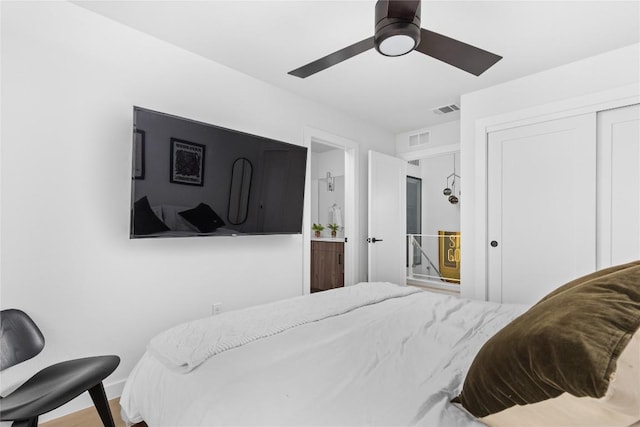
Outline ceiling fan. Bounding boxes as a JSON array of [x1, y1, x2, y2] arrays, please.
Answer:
[[288, 0, 502, 79]]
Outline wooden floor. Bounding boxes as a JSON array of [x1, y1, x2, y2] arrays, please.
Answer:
[[40, 398, 147, 427]]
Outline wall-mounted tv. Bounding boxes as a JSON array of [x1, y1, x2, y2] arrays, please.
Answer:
[[130, 107, 307, 238]]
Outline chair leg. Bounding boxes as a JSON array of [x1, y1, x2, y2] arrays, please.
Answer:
[[88, 382, 116, 427]]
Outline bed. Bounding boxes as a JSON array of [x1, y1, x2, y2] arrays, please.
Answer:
[[120, 262, 640, 426]]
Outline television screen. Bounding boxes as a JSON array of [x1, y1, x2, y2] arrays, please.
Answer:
[[130, 107, 307, 238]]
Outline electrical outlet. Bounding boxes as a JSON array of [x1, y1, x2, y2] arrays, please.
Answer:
[[212, 303, 223, 316]]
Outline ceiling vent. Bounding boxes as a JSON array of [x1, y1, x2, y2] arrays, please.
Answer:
[[432, 103, 460, 115], [408, 130, 431, 147], [408, 159, 420, 166]]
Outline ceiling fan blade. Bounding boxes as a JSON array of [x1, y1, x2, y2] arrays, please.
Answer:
[[288, 37, 375, 78], [415, 28, 502, 76], [386, 0, 420, 20]]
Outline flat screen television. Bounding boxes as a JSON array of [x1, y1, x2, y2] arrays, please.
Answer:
[[130, 107, 308, 238]]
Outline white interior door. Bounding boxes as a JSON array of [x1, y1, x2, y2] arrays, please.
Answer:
[[487, 113, 597, 304], [597, 104, 640, 268], [368, 150, 406, 284]]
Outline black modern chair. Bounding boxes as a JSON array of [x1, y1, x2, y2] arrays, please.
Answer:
[[0, 309, 120, 427]]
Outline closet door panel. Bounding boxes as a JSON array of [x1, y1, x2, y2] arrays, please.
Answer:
[[487, 113, 597, 304], [597, 104, 640, 268]]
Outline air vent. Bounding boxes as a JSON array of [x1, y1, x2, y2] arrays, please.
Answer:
[[432, 103, 460, 115], [408, 159, 420, 166], [408, 130, 431, 147]]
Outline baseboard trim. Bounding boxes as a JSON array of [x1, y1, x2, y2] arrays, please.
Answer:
[[39, 378, 126, 423]]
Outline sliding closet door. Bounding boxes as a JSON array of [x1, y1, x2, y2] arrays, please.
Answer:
[[487, 113, 596, 304], [597, 104, 640, 269]]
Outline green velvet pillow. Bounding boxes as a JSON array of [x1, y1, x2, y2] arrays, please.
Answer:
[[455, 260, 640, 418]]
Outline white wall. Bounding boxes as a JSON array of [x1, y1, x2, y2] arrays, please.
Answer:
[[420, 153, 461, 264], [0, 1, 394, 420], [460, 43, 640, 300], [310, 149, 345, 236], [395, 120, 460, 154], [312, 149, 346, 178]]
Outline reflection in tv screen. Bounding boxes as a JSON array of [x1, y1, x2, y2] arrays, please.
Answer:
[[130, 107, 307, 238]]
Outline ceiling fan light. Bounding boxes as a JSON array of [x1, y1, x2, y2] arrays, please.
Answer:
[[374, 0, 421, 58], [378, 34, 416, 56], [374, 20, 421, 57]]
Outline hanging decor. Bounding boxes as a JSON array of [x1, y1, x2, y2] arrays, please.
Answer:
[[443, 154, 460, 204], [326, 171, 335, 192]]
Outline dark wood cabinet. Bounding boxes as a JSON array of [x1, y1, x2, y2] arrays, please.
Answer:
[[311, 241, 344, 292]]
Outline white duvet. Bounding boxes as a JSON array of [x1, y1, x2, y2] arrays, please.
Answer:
[[120, 283, 526, 426], [148, 282, 421, 373]]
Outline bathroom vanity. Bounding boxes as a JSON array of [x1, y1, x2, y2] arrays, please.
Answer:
[[310, 239, 344, 292]]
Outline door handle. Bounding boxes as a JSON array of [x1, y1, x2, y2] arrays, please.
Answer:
[[490, 240, 498, 247], [367, 237, 384, 243]]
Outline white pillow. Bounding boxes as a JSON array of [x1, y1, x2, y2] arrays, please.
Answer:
[[151, 205, 163, 221], [161, 205, 199, 232]]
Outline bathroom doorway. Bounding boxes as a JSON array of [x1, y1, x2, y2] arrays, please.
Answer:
[[310, 142, 346, 240], [302, 128, 359, 295], [309, 141, 345, 293]]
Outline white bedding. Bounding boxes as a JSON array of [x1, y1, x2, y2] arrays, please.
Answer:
[[120, 283, 526, 426], [148, 282, 421, 373]]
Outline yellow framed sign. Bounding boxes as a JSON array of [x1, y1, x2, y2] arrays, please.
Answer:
[[438, 231, 460, 284]]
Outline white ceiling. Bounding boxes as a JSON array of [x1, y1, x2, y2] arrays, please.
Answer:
[[75, 1, 640, 134]]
